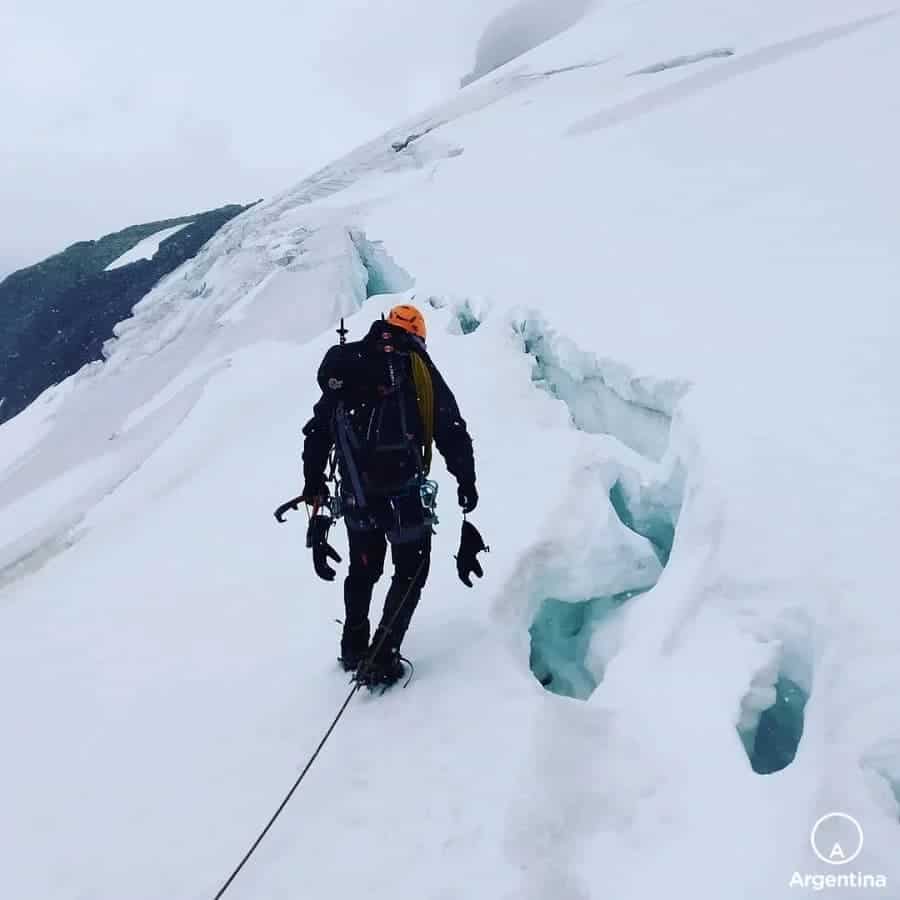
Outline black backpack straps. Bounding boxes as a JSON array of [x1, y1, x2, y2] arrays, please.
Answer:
[[333, 402, 368, 511]]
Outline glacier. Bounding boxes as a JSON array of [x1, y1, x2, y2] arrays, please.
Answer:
[[1, 0, 899, 898]]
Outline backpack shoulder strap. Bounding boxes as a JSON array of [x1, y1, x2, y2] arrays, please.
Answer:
[[410, 351, 434, 475]]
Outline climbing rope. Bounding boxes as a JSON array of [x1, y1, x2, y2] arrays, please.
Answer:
[[211, 685, 358, 900], [210, 553, 428, 899]]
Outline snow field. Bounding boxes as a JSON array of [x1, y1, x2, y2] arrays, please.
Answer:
[[2, 1, 900, 897]]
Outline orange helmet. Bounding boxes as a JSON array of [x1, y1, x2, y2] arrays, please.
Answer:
[[386, 304, 426, 340]]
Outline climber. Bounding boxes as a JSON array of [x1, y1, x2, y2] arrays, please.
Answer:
[[299, 304, 478, 688]]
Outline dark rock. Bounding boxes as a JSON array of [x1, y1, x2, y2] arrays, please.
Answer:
[[0, 202, 253, 424]]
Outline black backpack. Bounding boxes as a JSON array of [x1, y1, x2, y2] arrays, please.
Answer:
[[318, 324, 434, 498]]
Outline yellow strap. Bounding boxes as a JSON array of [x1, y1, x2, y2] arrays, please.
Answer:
[[410, 352, 434, 475]]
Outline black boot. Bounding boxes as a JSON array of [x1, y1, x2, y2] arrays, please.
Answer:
[[355, 629, 405, 689], [339, 621, 370, 672]]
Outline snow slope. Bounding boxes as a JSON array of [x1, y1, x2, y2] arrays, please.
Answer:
[[2, 1, 899, 898], [104, 223, 194, 270]]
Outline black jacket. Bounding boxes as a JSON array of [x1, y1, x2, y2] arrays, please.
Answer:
[[302, 321, 476, 496]]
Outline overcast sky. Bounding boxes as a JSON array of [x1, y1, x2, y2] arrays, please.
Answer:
[[1, 1, 510, 280]]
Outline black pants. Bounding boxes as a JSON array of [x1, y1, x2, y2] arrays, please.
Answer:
[[342, 492, 432, 656]]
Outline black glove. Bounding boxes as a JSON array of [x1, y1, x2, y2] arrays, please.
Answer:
[[306, 514, 342, 581], [457, 482, 478, 514], [300, 480, 328, 503], [455, 520, 489, 587]]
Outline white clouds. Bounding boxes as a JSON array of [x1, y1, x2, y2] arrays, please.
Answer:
[[0, 3, 413, 273], [1, 0, 536, 278]]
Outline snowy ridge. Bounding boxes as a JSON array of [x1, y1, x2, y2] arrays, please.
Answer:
[[2, 1, 900, 898], [90, 72, 528, 379], [104, 223, 193, 270]]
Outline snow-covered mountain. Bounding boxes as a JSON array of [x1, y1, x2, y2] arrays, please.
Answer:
[[2, 1, 898, 898], [0, 204, 249, 424]]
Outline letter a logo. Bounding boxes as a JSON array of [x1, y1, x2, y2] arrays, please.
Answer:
[[810, 813, 864, 866]]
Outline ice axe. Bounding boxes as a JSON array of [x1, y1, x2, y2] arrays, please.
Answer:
[[273, 494, 306, 523]]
